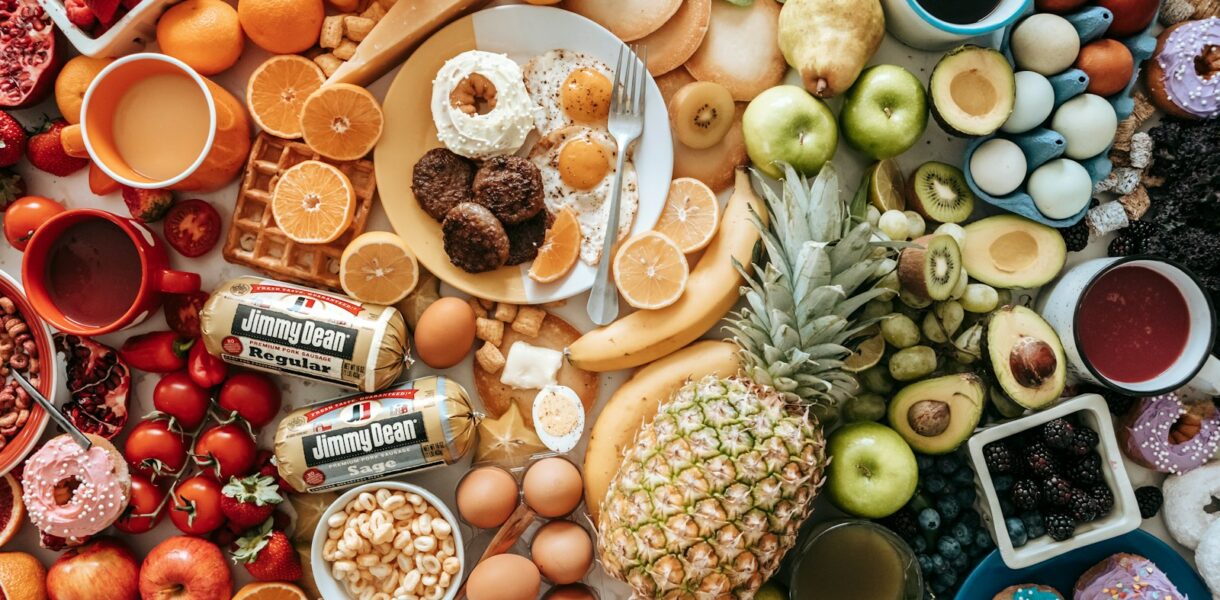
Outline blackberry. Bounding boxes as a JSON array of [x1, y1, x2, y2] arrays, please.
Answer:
[[1043, 476, 1074, 507], [1091, 484, 1115, 516], [884, 509, 920, 539], [1058, 221, 1090, 252], [1067, 454, 1103, 486], [1041, 419, 1075, 450], [984, 443, 1015, 474], [1136, 486, 1164, 519], [1069, 488, 1100, 523], [1109, 220, 1165, 257], [1100, 389, 1138, 417], [1108, 234, 1136, 257], [1024, 443, 1059, 478], [1011, 479, 1042, 511], [1067, 427, 1101, 457], [1046, 512, 1076, 541]]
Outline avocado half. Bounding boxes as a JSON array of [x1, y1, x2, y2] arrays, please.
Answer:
[[963, 215, 1067, 288], [987, 305, 1067, 410], [929, 45, 1016, 137], [888, 373, 986, 455]]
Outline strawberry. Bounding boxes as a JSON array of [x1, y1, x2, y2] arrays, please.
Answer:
[[27, 119, 88, 177], [233, 519, 302, 582], [121, 186, 174, 222], [0, 168, 25, 211], [0, 111, 26, 167], [220, 474, 282, 530], [254, 449, 292, 492]]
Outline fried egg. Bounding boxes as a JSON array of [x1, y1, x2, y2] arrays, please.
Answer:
[[523, 49, 614, 135], [529, 126, 637, 265]]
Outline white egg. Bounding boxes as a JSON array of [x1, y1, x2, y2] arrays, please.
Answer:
[[1028, 158, 1092, 219], [1051, 93, 1118, 160], [970, 139, 1027, 197], [532, 385, 585, 454], [1002, 71, 1055, 134], [1011, 14, 1080, 76], [529, 126, 638, 264], [523, 49, 614, 136]]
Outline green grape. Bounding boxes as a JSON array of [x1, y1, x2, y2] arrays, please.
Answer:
[[859, 366, 896, 395], [962, 283, 1000, 313], [843, 393, 888, 423], [881, 314, 921, 348], [861, 299, 894, 321], [889, 346, 938, 381]]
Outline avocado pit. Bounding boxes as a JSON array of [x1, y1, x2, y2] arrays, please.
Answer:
[[908, 399, 951, 437], [1009, 336, 1058, 389]]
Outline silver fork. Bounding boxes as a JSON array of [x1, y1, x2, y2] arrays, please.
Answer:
[[587, 43, 646, 326]]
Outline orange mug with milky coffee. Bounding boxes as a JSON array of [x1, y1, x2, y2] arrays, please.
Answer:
[[68, 53, 250, 192]]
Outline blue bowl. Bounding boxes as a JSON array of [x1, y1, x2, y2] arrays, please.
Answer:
[[957, 529, 1209, 598]]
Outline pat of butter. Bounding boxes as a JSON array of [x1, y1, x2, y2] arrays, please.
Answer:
[[500, 341, 562, 390]]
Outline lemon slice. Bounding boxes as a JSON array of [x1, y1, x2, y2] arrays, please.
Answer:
[[844, 331, 886, 372], [654, 177, 721, 254], [340, 231, 419, 304], [613, 231, 689, 310], [869, 159, 906, 212]]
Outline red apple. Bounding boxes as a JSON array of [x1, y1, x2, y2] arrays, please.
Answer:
[[1097, 0, 1159, 37], [48, 537, 140, 600], [138, 536, 231, 600]]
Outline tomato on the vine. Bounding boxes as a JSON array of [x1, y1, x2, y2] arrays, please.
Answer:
[[169, 474, 226, 535], [153, 370, 211, 430], [3, 195, 65, 250], [218, 373, 282, 429], [193, 423, 257, 480], [115, 473, 168, 534], [124, 419, 188, 477]]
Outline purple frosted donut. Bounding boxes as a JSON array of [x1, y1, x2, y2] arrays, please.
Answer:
[[1074, 553, 1186, 600], [1119, 392, 1220, 474]]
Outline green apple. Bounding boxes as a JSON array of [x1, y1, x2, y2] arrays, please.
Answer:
[[826, 421, 918, 519], [755, 582, 786, 600], [840, 65, 929, 160], [742, 85, 838, 179]]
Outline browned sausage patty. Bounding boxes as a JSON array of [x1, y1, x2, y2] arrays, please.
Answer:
[[412, 148, 476, 221], [472, 156, 545, 225], [442, 203, 509, 273], [504, 209, 554, 266]]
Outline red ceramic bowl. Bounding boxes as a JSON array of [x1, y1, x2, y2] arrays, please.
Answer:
[[0, 270, 53, 476]]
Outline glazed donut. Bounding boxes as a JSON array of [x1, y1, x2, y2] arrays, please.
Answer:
[[1074, 553, 1186, 599], [1164, 460, 1220, 549], [1117, 392, 1220, 474], [20, 434, 131, 542], [1145, 17, 1220, 120], [992, 584, 1063, 599], [1193, 518, 1220, 597]]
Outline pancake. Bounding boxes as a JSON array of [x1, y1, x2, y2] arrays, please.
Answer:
[[563, 0, 681, 41], [685, 0, 787, 101], [639, 0, 711, 76]]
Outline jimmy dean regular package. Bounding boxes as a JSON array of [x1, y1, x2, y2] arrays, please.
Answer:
[[200, 276, 411, 392]]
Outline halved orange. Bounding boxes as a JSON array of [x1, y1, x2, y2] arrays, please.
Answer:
[[271, 160, 355, 244], [246, 55, 325, 139], [654, 177, 720, 253], [340, 231, 419, 304], [613, 231, 689, 310], [529, 208, 581, 283], [299, 83, 384, 161], [232, 582, 309, 600]]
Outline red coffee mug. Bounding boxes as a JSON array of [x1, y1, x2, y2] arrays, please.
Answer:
[[22, 209, 201, 336]]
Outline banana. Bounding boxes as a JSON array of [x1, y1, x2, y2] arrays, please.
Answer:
[[583, 340, 742, 522], [566, 169, 766, 372]]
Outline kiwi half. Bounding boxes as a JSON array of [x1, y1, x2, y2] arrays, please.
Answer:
[[907, 161, 976, 224], [898, 234, 962, 302], [669, 81, 735, 150]]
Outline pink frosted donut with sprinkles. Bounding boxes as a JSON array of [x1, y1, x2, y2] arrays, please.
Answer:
[[1074, 553, 1186, 600], [20, 433, 131, 541], [1146, 17, 1220, 120], [1118, 392, 1220, 474]]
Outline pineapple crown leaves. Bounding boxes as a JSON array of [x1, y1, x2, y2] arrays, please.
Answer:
[[233, 517, 275, 564], [222, 474, 282, 506]]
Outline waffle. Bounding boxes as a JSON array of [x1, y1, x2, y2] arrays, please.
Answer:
[[222, 133, 376, 291]]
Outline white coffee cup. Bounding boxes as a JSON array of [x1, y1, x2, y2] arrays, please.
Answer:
[[1037, 256, 1220, 396], [881, 0, 1031, 50]]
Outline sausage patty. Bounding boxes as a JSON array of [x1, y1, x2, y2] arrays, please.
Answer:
[[472, 156, 545, 225], [442, 203, 509, 273], [505, 209, 554, 266], [412, 148, 476, 221]]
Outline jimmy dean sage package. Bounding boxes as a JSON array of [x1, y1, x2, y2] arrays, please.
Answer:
[[275, 376, 479, 493], [200, 276, 411, 392]]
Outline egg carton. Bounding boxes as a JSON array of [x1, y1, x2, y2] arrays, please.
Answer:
[[962, 3, 1161, 227]]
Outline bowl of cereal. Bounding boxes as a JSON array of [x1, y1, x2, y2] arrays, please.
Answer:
[[0, 270, 54, 476], [312, 481, 465, 600]]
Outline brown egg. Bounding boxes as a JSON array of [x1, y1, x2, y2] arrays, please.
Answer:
[[412, 297, 476, 368], [544, 584, 598, 600], [523, 457, 583, 517], [456, 466, 519, 529], [467, 554, 541, 600], [531, 520, 593, 584]]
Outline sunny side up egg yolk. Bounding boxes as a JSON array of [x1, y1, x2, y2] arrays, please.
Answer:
[[558, 138, 610, 190], [561, 68, 612, 125]]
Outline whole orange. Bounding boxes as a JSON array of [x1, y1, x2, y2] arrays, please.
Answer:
[[54, 56, 113, 124], [156, 0, 245, 76], [238, 0, 324, 55], [0, 552, 47, 600]]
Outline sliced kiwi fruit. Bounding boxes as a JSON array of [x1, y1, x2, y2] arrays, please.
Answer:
[[907, 161, 975, 224], [898, 234, 962, 302], [868, 159, 906, 212], [669, 81, 736, 150]]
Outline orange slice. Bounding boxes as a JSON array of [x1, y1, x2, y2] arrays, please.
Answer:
[[529, 208, 581, 283], [271, 160, 355, 244], [654, 177, 720, 253], [340, 231, 419, 304], [246, 55, 325, 139], [299, 83, 384, 161], [232, 582, 309, 600], [613, 231, 689, 310]]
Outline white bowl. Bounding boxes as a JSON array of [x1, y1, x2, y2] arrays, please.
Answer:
[[312, 481, 465, 600], [966, 394, 1142, 569], [37, 0, 173, 57]]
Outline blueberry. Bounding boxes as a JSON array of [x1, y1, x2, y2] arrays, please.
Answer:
[[918, 508, 942, 532], [937, 536, 962, 559], [936, 570, 958, 590], [930, 553, 948, 575], [917, 455, 936, 473], [975, 530, 995, 550], [993, 474, 1014, 492], [950, 551, 969, 571], [930, 577, 950, 594], [912, 535, 928, 553], [1000, 498, 1016, 516], [937, 496, 961, 522], [917, 553, 934, 574], [1023, 513, 1047, 539], [1007, 517, 1028, 547], [924, 474, 948, 495], [954, 469, 977, 487], [952, 522, 973, 546], [956, 486, 977, 506], [937, 454, 963, 475], [959, 510, 981, 528]]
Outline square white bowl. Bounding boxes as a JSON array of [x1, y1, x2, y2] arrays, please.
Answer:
[[37, 0, 174, 57], [967, 394, 1142, 569]]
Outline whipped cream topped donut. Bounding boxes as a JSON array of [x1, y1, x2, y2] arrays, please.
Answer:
[[21, 434, 131, 540], [1118, 392, 1220, 474], [432, 50, 538, 159], [1148, 17, 1220, 120]]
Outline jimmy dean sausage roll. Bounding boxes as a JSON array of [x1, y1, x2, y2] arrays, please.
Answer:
[[200, 276, 410, 392], [275, 376, 478, 493]]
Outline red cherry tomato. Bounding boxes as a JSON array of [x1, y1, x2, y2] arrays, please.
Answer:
[[162, 198, 221, 257], [163, 291, 209, 338], [3, 195, 65, 251], [218, 372, 282, 429], [153, 370, 211, 430], [169, 474, 226, 535], [124, 419, 188, 477], [115, 473, 168, 534], [194, 423, 257, 480]]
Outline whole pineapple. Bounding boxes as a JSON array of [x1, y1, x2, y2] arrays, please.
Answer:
[[596, 376, 825, 599]]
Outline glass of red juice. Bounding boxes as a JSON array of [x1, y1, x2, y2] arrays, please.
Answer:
[[1037, 257, 1218, 395], [21, 209, 201, 336]]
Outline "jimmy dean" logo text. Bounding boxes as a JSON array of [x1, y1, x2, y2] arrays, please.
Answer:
[[233, 305, 357, 358], [304, 412, 426, 464]]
